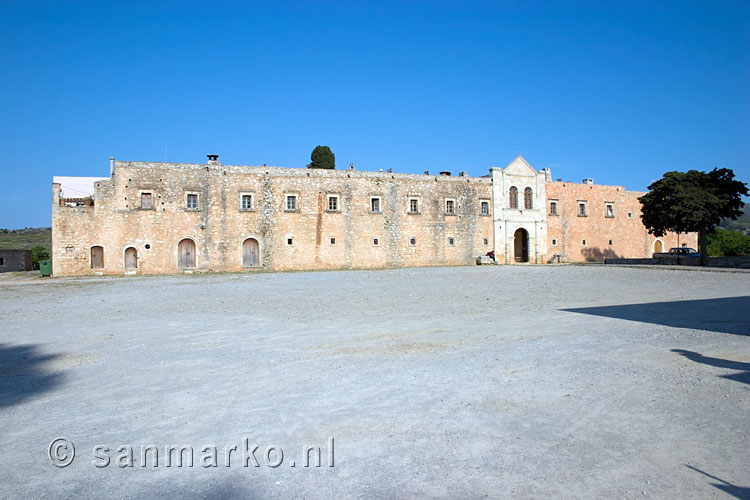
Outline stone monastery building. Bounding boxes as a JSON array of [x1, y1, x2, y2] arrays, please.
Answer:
[[51, 154, 695, 276]]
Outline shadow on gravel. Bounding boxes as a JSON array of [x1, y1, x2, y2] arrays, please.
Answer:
[[561, 296, 750, 336], [75, 479, 267, 500], [0, 344, 65, 409], [672, 349, 750, 385], [685, 465, 750, 500]]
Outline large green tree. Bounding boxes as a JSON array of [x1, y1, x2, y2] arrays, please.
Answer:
[[706, 227, 750, 256], [308, 145, 335, 169], [639, 168, 748, 265]]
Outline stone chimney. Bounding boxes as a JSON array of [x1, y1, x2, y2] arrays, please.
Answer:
[[207, 154, 220, 165]]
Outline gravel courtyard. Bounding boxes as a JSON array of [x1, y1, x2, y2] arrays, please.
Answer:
[[0, 265, 748, 499]]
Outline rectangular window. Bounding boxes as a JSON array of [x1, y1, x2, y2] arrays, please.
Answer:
[[0, 257, 5, 266], [409, 237, 417, 246], [327, 195, 339, 212], [408, 198, 420, 214], [330, 237, 336, 245], [582, 239, 587, 246], [373, 238, 379, 246], [578, 201, 587, 217], [370, 197, 381, 213], [287, 237, 294, 246], [608, 239, 613, 246], [141, 192, 153, 210], [448, 237, 455, 246], [628, 212, 633, 218], [549, 201, 558, 216], [445, 199, 455, 215], [241, 194, 253, 210], [286, 195, 297, 212], [480, 200, 490, 216], [552, 239, 558, 246], [186, 193, 198, 209], [483, 238, 489, 246], [605, 202, 614, 218]]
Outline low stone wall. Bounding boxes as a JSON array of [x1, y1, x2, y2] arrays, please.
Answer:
[[604, 256, 750, 268], [706, 256, 750, 268]]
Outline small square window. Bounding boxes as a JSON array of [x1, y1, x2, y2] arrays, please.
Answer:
[[241, 194, 253, 210], [483, 238, 489, 246], [549, 201, 558, 216], [408, 198, 420, 214], [141, 192, 153, 209], [552, 239, 558, 246], [327, 195, 339, 212], [287, 238, 294, 246], [480, 201, 490, 216], [582, 239, 587, 246], [448, 237, 455, 246], [330, 237, 336, 245], [605, 203, 614, 218], [370, 197, 381, 213], [186, 193, 198, 209], [409, 237, 417, 246], [286, 195, 297, 211], [445, 199, 455, 215], [373, 238, 379, 246]]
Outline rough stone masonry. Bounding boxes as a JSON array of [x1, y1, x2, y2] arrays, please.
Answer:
[[51, 154, 694, 276]]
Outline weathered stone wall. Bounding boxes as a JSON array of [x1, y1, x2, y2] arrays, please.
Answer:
[[0, 249, 32, 272], [545, 181, 698, 262], [52, 160, 494, 276]]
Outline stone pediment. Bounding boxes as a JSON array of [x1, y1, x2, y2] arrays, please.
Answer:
[[502, 155, 537, 177]]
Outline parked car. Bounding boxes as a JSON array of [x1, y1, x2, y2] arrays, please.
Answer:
[[668, 247, 700, 257]]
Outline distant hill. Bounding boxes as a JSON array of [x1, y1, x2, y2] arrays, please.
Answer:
[[0, 227, 51, 252], [720, 208, 750, 234]]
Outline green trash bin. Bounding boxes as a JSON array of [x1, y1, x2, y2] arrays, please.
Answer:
[[40, 260, 52, 277]]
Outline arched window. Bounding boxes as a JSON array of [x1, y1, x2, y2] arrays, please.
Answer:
[[524, 187, 533, 209], [509, 186, 518, 209]]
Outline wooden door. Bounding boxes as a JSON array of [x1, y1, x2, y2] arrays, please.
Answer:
[[178, 239, 195, 268], [654, 240, 663, 254], [91, 246, 104, 269], [243, 238, 259, 267], [124, 247, 137, 269]]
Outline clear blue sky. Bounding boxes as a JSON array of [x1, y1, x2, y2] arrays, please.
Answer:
[[1, 0, 747, 228]]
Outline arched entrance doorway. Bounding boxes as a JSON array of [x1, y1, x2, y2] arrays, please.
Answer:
[[178, 239, 196, 268], [513, 228, 529, 263], [124, 247, 137, 269], [91, 246, 104, 269], [242, 238, 260, 267], [654, 240, 663, 254]]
